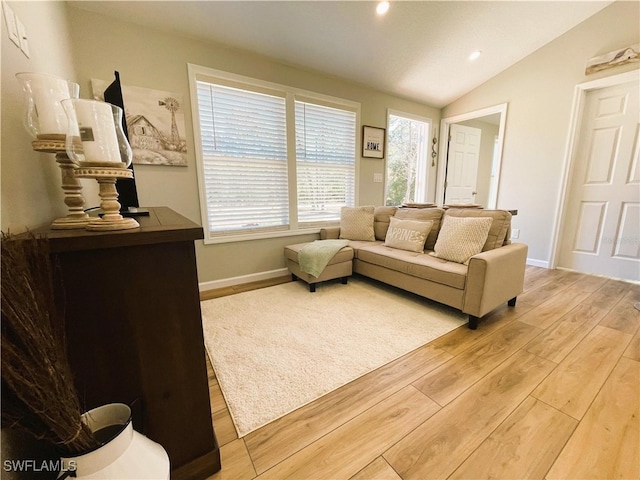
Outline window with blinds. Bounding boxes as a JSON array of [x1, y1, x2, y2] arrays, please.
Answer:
[[191, 66, 359, 241], [296, 101, 356, 226], [196, 82, 289, 234]]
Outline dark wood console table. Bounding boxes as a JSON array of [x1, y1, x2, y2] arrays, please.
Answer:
[[30, 207, 220, 479]]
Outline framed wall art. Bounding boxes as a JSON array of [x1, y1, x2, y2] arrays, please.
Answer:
[[585, 43, 639, 75], [362, 125, 385, 159], [92, 79, 187, 166]]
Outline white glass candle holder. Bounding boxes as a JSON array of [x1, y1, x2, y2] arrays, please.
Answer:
[[62, 99, 132, 167], [16, 72, 80, 139], [15, 72, 89, 229], [63, 99, 139, 231]]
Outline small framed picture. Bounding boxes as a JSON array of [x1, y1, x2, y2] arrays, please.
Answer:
[[362, 125, 385, 159]]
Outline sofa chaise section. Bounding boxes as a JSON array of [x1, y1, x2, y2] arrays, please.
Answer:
[[285, 242, 354, 292]]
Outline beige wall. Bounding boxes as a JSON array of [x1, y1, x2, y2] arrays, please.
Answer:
[[1, 4, 439, 284], [1, 1, 99, 232], [442, 1, 639, 265]]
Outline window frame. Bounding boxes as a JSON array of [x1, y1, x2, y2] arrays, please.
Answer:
[[188, 64, 361, 244]]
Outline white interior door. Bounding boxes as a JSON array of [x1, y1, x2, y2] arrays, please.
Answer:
[[445, 124, 481, 204], [558, 79, 640, 282]]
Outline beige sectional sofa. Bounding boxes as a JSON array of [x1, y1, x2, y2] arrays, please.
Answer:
[[286, 206, 528, 329]]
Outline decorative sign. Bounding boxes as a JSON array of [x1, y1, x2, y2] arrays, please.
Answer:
[[586, 44, 639, 75], [362, 125, 385, 159]]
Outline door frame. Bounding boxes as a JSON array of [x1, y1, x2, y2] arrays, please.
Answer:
[[549, 69, 640, 269], [436, 103, 508, 207]]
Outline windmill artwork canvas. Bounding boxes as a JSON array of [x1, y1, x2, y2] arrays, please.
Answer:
[[92, 79, 187, 166]]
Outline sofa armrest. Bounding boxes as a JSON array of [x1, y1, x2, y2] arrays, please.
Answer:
[[463, 243, 528, 318], [320, 227, 341, 240]]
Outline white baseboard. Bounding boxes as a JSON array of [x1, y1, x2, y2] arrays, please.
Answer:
[[556, 266, 640, 285], [199, 268, 289, 292], [526, 258, 549, 268]]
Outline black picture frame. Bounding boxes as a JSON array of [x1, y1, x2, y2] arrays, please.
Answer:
[[362, 125, 385, 159]]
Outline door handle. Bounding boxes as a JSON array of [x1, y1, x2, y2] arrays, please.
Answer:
[[472, 191, 477, 195]]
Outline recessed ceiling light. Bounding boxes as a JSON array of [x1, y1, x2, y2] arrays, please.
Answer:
[[376, 1, 390, 15], [469, 51, 482, 61]]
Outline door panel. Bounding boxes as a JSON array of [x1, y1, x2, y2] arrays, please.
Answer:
[[614, 202, 640, 259], [573, 201, 607, 253], [558, 79, 640, 281], [627, 124, 640, 183], [445, 124, 481, 204], [584, 127, 618, 183]]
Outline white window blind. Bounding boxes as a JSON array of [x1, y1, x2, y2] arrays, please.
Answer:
[[295, 101, 356, 225], [196, 81, 289, 234]]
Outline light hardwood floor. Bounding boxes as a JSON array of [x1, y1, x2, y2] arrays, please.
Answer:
[[204, 267, 639, 480]]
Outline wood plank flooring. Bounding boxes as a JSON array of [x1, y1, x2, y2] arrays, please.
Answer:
[[204, 267, 639, 480]]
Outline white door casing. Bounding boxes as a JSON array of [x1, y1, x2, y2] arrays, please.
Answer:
[[445, 124, 481, 204], [557, 77, 639, 281]]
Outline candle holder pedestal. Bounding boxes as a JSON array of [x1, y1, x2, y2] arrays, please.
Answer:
[[32, 134, 90, 229], [74, 162, 139, 231]]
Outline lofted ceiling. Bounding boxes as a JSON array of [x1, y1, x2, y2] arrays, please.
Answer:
[[68, 1, 613, 108]]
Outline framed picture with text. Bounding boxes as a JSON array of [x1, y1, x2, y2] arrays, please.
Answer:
[[362, 125, 385, 159]]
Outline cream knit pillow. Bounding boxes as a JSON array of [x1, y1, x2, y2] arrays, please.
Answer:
[[430, 216, 493, 264], [384, 218, 433, 252], [339, 206, 375, 241]]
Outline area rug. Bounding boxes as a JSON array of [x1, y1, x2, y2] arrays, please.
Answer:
[[200, 276, 466, 437]]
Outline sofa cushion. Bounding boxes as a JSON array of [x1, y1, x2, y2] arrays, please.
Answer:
[[356, 244, 467, 289], [373, 206, 398, 240], [393, 208, 445, 251], [348, 239, 384, 253], [431, 216, 493, 264], [444, 208, 512, 250], [339, 206, 375, 241], [384, 217, 433, 253]]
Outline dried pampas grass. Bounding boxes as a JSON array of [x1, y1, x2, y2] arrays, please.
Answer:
[[1, 232, 98, 453]]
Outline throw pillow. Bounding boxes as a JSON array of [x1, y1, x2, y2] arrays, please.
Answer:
[[339, 206, 375, 241], [384, 218, 434, 253], [444, 209, 512, 251], [430, 216, 493, 264]]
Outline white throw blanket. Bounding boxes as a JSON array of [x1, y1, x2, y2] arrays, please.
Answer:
[[299, 239, 350, 277]]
